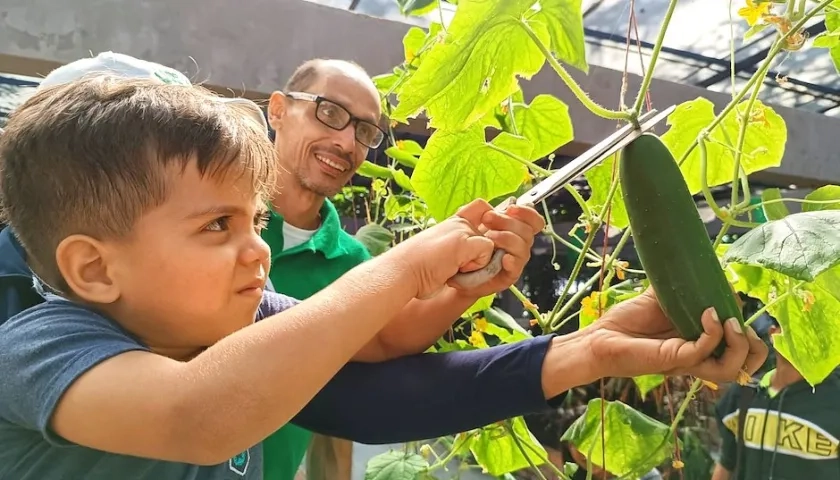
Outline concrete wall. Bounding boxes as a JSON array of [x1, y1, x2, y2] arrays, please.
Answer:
[[0, 0, 838, 186]]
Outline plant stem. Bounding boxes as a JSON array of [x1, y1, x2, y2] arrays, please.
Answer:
[[550, 271, 602, 331], [730, 52, 769, 210], [503, 422, 550, 480], [566, 184, 594, 219], [487, 143, 553, 177], [509, 284, 543, 325], [698, 135, 759, 229], [632, 0, 678, 113], [545, 229, 602, 262], [548, 225, 599, 322], [741, 196, 840, 214], [424, 432, 473, 473], [744, 283, 802, 326], [519, 20, 633, 122], [508, 424, 574, 480]]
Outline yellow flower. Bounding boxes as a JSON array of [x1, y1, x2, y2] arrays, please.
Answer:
[[738, 0, 771, 26], [672, 459, 685, 469], [396, 139, 406, 150], [702, 380, 719, 391], [581, 291, 607, 319], [469, 330, 487, 348], [474, 317, 488, 333]]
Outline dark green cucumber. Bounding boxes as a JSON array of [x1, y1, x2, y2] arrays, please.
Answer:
[[619, 133, 744, 356]]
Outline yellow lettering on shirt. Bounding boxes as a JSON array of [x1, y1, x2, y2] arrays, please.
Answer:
[[723, 409, 839, 460]]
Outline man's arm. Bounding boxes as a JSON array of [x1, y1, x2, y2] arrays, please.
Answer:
[[290, 333, 587, 443]]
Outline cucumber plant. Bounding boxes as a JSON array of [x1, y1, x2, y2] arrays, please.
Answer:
[[355, 0, 840, 478]]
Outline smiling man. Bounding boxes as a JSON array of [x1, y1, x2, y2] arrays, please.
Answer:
[[261, 59, 548, 480]]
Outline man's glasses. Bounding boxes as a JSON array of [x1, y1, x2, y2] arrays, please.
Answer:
[[285, 92, 386, 149]]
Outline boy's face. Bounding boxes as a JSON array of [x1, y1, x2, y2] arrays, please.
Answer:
[[105, 159, 271, 357]]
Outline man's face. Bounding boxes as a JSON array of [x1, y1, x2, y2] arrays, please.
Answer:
[[106, 159, 272, 353], [269, 68, 382, 197]]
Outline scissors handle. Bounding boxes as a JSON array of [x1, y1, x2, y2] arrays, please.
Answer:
[[448, 106, 675, 291]]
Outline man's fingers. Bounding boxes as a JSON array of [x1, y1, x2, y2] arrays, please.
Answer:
[[675, 308, 724, 366], [457, 236, 496, 272], [689, 314, 750, 382], [454, 199, 494, 228]]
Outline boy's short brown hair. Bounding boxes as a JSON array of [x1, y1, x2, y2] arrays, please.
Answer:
[[0, 75, 277, 291]]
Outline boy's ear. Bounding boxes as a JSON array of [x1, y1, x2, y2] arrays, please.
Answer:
[[55, 234, 120, 304], [267, 91, 288, 132]]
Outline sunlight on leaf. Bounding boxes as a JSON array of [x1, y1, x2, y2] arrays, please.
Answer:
[[514, 94, 575, 160], [364, 450, 429, 480], [802, 185, 840, 212], [402, 27, 428, 64], [661, 97, 786, 195], [532, 0, 588, 72], [412, 125, 533, 220], [391, 168, 414, 192], [384, 195, 427, 222], [391, 0, 549, 131], [730, 263, 840, 386], [760, 188, 790, 220], [561, 399, 674, 478], [585, 155, 629, 229], [722, 211, 840, 282], [471, 418, 547, 476], [634, 374, 665, 400], [465, 294, 496, 316], [812, 3, 840, 75]]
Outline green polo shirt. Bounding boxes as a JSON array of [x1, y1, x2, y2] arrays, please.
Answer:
[[260, 199, 372, 480]]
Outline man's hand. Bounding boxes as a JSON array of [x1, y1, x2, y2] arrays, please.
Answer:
[[389, 199, 496, 299], [450, 201, 545, 298], [584, 287, 768, 384]]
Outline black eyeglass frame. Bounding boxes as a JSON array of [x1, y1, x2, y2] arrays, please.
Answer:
[[285, 91, 386, 149]]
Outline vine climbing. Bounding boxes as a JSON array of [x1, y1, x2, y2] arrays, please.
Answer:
[[352, 0, 840, 478]]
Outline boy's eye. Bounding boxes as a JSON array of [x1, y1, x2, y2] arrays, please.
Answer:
[[205, 216, 231, 232]]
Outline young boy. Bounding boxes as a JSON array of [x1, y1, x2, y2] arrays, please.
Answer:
[[0, 75, 559, 479]]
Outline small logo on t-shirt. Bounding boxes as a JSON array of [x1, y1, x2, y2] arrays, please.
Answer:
[[228, 450, 250, 476]]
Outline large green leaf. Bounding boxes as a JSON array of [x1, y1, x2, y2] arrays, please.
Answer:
[[561, 399, 674, 478], [470, 417, 547, 476], [364, 450, 429, 480], [584, 154, 629, 229], [391, 0, 549, 131], [730, 263, 840, 386], [355, 223, 395, 257], [531, 0, 588, 72], [411, 126, 533, 220], [802, 185, 840, 212], [660, 97, 786, 195], [514, 94, 575, 160], [722, 211, 840, 282]]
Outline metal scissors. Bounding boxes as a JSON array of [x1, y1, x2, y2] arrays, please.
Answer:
[[450, 105, 676, 289]]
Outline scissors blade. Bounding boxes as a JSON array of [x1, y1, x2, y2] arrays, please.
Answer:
[[513, 104, 676, 207]]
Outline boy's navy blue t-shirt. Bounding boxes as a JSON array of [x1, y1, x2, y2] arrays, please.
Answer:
[[0, 290, 562, 479]]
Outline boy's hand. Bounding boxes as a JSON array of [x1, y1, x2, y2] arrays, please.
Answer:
[[390, 199, 496, 299]]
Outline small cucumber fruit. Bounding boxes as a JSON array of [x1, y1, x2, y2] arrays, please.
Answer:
[[619, 133, 744, 356]]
